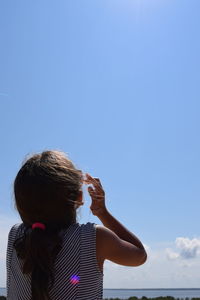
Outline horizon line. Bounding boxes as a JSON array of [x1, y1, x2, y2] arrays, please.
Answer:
[[1, 287, 200, 290]]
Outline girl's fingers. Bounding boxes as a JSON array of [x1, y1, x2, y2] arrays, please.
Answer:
[[86, 174, 105, 198], [85, 173, 93, 181], [88, 188, 104, 202], [93, 178, 102, 186], [86, 174, 100, 185], [90, 178, 103, 192], [88, 186, 94, 193], [85, 175, 103, 193]]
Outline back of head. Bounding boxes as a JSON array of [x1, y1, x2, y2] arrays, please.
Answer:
[[14, 150, 82, 300]]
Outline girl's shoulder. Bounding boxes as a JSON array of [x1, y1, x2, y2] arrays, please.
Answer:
[[79, 222, 98, 236], [8, 223, 24, 239], [63, 222, 97, 241], [62, 222, 97, 235], [67, 222, 96, 231], [80, 222, 96, 229], [7, 224, 24, 261]]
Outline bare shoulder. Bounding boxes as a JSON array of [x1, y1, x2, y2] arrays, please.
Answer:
[[96, 225, 147, 267]]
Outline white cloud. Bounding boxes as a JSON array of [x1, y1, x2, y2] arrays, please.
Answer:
[[176, 237, 200, 259], [166, 248, 180, 260], [166, 237, 200, 262]]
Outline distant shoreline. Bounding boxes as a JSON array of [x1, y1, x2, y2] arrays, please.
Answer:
[[1, 288, 200, 299], [1, 294, 200, 300]]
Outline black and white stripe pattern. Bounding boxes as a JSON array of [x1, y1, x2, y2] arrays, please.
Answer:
[[7, 223, 103, 300]]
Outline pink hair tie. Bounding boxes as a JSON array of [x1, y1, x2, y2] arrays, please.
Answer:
[[32, 222, 46, 230]]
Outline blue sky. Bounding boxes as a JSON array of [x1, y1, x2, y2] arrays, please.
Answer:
[[0, 0, 200, 288]]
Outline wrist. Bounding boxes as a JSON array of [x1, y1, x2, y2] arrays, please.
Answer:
[[96, 207, 110, 220]]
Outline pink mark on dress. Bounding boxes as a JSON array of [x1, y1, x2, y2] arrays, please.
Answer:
[[70, 275, 80, 285]]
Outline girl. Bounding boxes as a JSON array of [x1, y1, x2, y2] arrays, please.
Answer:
[[7, 150, 147, 300]]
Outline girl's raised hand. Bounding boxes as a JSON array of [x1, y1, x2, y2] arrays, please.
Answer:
[[84, 174, 107, 217]]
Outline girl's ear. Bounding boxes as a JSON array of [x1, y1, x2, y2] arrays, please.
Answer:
[[75, 191, 84, 208]]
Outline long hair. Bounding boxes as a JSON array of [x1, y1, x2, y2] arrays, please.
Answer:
[[14, 150, 82, 300]]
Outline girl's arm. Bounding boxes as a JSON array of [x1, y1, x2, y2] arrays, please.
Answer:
[[85, 174, 147, 266]]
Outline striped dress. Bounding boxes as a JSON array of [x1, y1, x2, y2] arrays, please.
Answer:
[[7, 222, 103, 300]]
